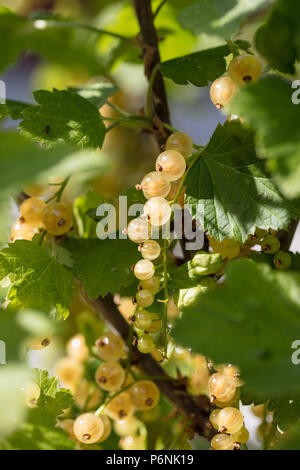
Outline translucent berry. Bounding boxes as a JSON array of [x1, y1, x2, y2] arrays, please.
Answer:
[[129, 380, 160, 410], [228, 54, 262, 86], [211, 433, 234, 450], [127, 217, 151, 244], [156, 150, 186, 182], [232, 426, 249, 444], [134, 309, 153, 330], [135, 289, 154, 308], [210, 76, 237, 109], [23, 183, 46, 197], [166, 132, 193, 159], [20, 197, 46, 224], [137, 334, 155, 353], [97, 415, 112, 443], [141, 171, 171, 199], [273, 251, 292, 270], [113, 416, 139, 437], [217, 407, 244, 434], [147, 313, 162, 333], [27, 335, 51, 350], [73, 413, 104, 444], [208, 372, 236, 403], [55, 356, 83, 388], [74, 380, 103, 410], [189, 368, 209, 395], [134, 259, 155, 281], [144, 197, 171, 226], [119, 435, 145, 450], [66, 334, 89, 362], [139, 275, 160, 294], [141, 240, 161, 261], [21, 382, 40, 407], [209, 409, 221, 430], [96, 332, 125, 362], [105, 391, 134, 420], [261, 235, 280, 254], [95, 362, 125, 392], [10, 218, 39, 242], [42, 202, 72, 236]]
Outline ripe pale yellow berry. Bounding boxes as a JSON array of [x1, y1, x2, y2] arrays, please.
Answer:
[[210, 76, 237, 109], [134, 259, 155, 281], [105, 391, 134, 421], [144, 197, 171, 227], [96, 332, 125, 362], [156, 150, 186, 182], [135, 289, 154, 308], [21, 382, 40, 407], [166, 132, 193, 159], [137, 334, 155, 354], [228, 54, 262, 86], [129, 380, 160, 410], [141, 240, 161, 261], [73, 413, 104, 444], [217, 407, 244, 434], [66, 334, 89, 362], [211, 433, 234, 450], [141, 171, 171, 199], [42, 202, 72, 236], [27, 335, 51, 350], [20, 197, 46, 224], [127, 217, 151, 244], [208, 372, 236, 403], [95, 362, 125, 392]]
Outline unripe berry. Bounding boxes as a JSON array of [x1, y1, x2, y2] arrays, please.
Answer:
[[156, 150, 186, 182], [135, 289, 154, 308], [141, 171, 171, 199], [261, 235, 280, 254], [137, 334, 155, 353], [273, 251, 292, 270], [134, 309, 153, 330], [228, 54, 262, 86]]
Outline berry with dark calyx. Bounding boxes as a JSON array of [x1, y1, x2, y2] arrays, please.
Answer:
[[139, 275, 160, 294], [95, 362, 125, 392], [217, 407, 244, 434], [211, 433, 234, 450], [127, 217, 151, 243], [210, 76, 237, 109], [156, 150, 186, 182], [27, 335, 51, 350], [105, 391, 134, 421], [261, 235, 280, 254], [42, 202, 72, 236], [129, 380, 160, 410], [20, 197, 46, 224], [228, 54, 262, 86], [73, 413, 104, 444], [95, 332, 125, 362], [273, 251, 292, 270], [208, 372, 236, 403], [21, 382, 40, 407]]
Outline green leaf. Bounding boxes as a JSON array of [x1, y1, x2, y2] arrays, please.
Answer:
[[3, 369, 75, 450], [275, 421, 300, 450], [173, 259, 300, 397], [178, 0, 273, 40], [0, 99, 30, 120], [255, 0, 300, 74], [228, 76, 300, 198], [0, 365, 31, 438], [0, 241, 74, 319], [0, 131, 109, 199], [269, 397, 300, 432], [0, 309, 54, 362], [160, 41, 250, 86], [64, 237, 140, 298], [70, 82, 118, 108], [19, 88, 106, 149], [185, 121, 293, 242]]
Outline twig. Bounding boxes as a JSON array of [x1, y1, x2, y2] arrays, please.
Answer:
[[83, 292, 213, 438]]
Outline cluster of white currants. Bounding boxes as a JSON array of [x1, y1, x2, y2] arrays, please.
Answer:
[[210, 54, 262, 110], [126, 132, 193, 355]]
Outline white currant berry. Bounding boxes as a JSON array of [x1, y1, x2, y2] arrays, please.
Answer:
[[134, 259, 155, 281], [210, 76, 237, 109], [129, 380, 160, 410], [141, 171, 171, 199], [144, 197, 171, 227], [27, 335, 51, 350], [55, 357, 83, 388], [105, 391, 134, 421], [209, 409, 221, 430], [96, 332, 125, 361], [127, 217, 151, 244], [166, 132, 193, 159], [139, 276, 160, 294], [95, 362, 125, 392], [137, 334, 155, 353], [217, 407, 244, 434], [211, 433, 234, 450], [208, 372, 236, 403], [228, 54, 262, 86], [141, 240, 161, 260], [73, 413, 104, 444], [156, 150, 186, 182], [232, 426, 249, 444], [97, 415, 112, 443], [21, 382, 40, 407], [20, 197, 46, 224], [135, 289, 154, 308], [66, 334, 89, 362], [134, 309, 153, 330]]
